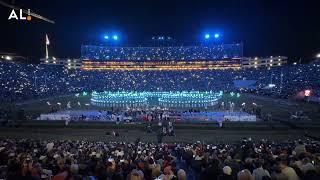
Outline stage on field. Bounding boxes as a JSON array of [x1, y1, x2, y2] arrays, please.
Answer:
[[38, 110, 256, 123]]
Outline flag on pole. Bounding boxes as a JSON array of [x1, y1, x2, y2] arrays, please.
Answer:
[[67, 101, 71, 109], [46, 34, 50, 45]]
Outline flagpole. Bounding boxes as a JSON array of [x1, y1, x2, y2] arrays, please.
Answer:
[[45, 41, 48, 59], [45, 34, 49, 59]]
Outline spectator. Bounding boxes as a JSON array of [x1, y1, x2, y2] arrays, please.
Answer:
[[0, 132, 320, 179], [278, 156, 300, 180], [252, 160, 271, 180], [218, 166, 233, 180], [294, 141, 306, 156], [237, 169, 253, 180]]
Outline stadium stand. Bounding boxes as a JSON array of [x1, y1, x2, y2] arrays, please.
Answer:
[[81, 44, 243, 61], [0, 61, 319, 103]]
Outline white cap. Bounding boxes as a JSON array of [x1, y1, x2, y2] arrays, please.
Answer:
[[223, 166, 232, 175]]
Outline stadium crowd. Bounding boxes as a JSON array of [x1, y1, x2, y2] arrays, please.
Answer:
[[0, 138, 319, 180], [0, 60, 319, 103], [81, 44, 243, 61]]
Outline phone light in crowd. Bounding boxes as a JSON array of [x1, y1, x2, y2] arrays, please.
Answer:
[[304, 89, 311, 97], [113, 35, 118, 40], [205, 34, 210, 39], [316, 53, 320, 58], [214, 33, 220, 38], [104, 35, 109, 39], [268, 84, 276, 88]]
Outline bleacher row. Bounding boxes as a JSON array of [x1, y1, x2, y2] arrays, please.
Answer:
[[0, 60, 319, 103]]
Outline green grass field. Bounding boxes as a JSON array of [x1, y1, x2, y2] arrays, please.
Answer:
[[1, 93, 319, 143], [6, 93, 320, 122], [0, 127, 318, 143]]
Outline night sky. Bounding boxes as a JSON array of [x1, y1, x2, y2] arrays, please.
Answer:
[[0, 0, 319, 61]]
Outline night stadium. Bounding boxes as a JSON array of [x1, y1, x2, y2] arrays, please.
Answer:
[[80, 44, 243, 70], [0, 0, 320, 179]]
